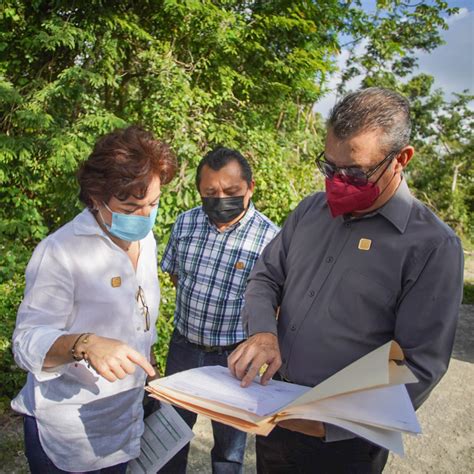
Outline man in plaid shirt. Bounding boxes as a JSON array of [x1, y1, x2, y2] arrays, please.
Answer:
[[160, 147, 279, 473]]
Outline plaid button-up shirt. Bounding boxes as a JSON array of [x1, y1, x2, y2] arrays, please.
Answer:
[[161, 202, 279, 346]]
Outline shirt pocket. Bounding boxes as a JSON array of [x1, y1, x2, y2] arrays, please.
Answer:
[[328, 268, 395, 335], [223, 249, 261, 299]]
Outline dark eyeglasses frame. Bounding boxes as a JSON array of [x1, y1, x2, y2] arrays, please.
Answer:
[[136, 286, 150, 332], [316, 149, 398, 186]]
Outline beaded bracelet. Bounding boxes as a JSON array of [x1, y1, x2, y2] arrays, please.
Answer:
[[71, 332, 93, 365]]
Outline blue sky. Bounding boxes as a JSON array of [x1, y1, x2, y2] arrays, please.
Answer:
[[315, 1, 474, 116]]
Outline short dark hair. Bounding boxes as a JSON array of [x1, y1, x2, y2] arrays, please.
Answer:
[[195, 147, 252, 190], [77, 125, 177, 209], [327, 87, 412, 153]]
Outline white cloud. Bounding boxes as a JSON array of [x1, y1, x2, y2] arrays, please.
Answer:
[[446, 7, 470, 24]]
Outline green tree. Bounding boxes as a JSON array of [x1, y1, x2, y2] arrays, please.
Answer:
[[406, 82, 473, 238]]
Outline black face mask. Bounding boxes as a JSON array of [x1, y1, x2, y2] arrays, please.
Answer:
[[202, 196, 246, 224]]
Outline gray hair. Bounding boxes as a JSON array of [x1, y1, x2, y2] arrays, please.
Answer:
[[327, 87, 412, 153]]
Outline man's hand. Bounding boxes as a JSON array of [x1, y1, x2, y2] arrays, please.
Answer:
[[78, 335, 156, 382], [228, 332, 281, 387], [278, 419, 325, 438]]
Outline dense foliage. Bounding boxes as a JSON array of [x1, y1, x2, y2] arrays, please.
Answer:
[[0, 1, 471, 407]]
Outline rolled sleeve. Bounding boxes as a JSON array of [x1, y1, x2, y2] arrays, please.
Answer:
[[395, 235, 464, 409], [12, 238, 74, 380], [14, 327, 67, 381]]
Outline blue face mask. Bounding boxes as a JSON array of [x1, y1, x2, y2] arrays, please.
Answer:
[[100, 202, 159, 242]]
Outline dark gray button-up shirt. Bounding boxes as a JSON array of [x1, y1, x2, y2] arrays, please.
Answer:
[[243, 179, 463, 439]]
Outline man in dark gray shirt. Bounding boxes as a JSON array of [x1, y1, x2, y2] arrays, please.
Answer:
[[228, 87, 464, 473]]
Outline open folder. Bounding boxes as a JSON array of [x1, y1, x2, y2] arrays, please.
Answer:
[[146, 341, 421, 455]]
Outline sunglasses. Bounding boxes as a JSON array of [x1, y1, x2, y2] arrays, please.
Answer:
[[316, 150, 398, 186], [136, 286, 150, 332]]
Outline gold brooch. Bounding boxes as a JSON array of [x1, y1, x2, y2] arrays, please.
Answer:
[[358, 239, 372, 251]]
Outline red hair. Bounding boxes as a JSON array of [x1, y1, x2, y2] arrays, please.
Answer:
[[77, 125, 177, 208]]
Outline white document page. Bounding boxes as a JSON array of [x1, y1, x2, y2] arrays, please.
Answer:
[[278, 411, 406, 456], [128, 402, 194, 474], [284, 384, 420, 434], [155, 365, 310, 417]]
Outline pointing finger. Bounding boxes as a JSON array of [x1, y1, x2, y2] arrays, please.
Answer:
[[240, 353, 268, 388], [128, 350, 156, 377], [240, 363, 260, 388]]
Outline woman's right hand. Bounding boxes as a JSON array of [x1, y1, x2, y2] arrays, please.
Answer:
[[76, 334, 156, 382]]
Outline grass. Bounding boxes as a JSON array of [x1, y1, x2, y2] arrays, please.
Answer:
[[0, 413, 28, 473], [463, 245, 474, 304], [463, 282, 474, 304]]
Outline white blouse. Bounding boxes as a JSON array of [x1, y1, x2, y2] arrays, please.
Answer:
[[11, 208, 160, 471]]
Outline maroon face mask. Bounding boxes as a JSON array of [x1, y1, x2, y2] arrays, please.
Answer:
[[325, 176, 380, 217]]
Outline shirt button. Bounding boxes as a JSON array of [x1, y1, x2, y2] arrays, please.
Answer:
[[326, 256, 334, 263], [308, 290, 315, 297], [290, 324, 296, 331], [136, 327, 141, 331], [282, 358, 286, 364], [344, 222, 351, 228]]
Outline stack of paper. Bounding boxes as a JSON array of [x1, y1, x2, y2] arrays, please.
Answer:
[[147, 341, 421, 455]]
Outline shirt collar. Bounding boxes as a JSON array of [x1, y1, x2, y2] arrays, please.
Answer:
[[376, 177, 413, 234], [341, 177, 413, 234], [73, 208, 108, 237], [204, 201, 256, 234]]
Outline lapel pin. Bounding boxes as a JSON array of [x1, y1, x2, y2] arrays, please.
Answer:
[[358, 238, 372, 251], [111, 276, 122, 288]]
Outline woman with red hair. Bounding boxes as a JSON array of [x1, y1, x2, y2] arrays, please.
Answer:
[[11, 126, 177, 473]]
